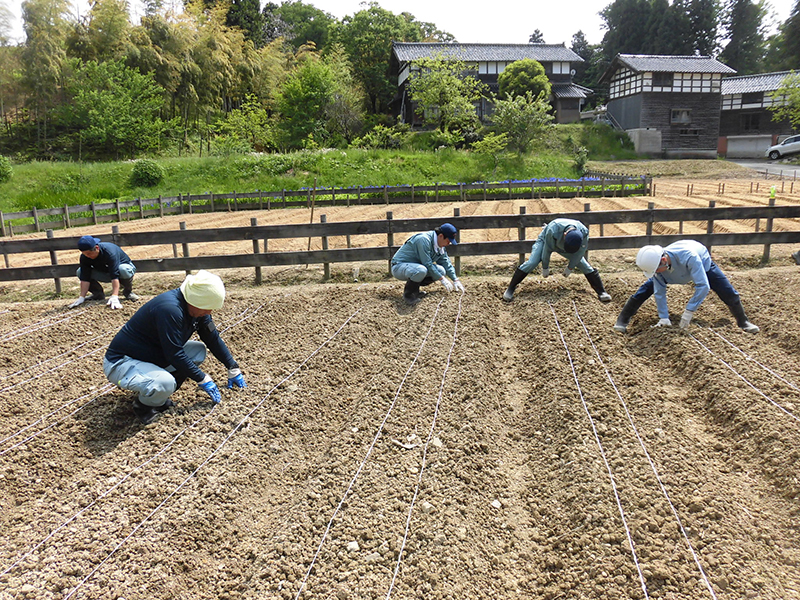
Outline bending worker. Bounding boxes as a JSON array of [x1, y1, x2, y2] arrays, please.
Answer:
[[68, 235, 138, 310], [613, 240, 759, 334], [103, 270, 247, 424], [503, 218, 611, 303], [391, 223, 466, 305]]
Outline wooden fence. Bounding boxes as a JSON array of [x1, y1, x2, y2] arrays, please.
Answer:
[[3, 201, 800, 293], [0, 176, 652, 236]]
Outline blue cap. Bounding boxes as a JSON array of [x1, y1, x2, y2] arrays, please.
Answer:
[[77, 235, 101, 251], [439, 223, 458, 245], [564, 229, 583, 253]]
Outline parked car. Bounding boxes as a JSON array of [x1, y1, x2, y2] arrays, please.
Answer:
[[765, 135, 800, 160]]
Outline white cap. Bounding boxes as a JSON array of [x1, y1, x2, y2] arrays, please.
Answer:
[[180, 270, 225, 310], [636, 245, 664, 278]]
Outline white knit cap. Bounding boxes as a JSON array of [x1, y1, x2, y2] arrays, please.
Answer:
[[180, 270, 225, 310]]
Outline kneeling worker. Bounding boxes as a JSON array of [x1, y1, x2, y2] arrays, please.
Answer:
[[68, 235, 139, 310], [503, 218, 611, 303], [614, 240, 759, 334], [391, 223, 466, 305], [103, 270, 247, 424]]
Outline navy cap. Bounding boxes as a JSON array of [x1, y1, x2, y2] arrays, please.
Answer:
[[564, 229, 583, 254], [439, 223, 458, 245], [78, 235, 101, 251]]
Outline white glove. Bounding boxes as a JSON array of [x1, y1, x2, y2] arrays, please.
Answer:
[[541, 267, 550, 278], [439, 278, 454, 292], [652, 318, 672, 328], [68, 296, 86, 309], [107, 295, 122, 310], [562, 266, 572, 277], [453, 279, 466, 292], [679, 310, 695, 329]]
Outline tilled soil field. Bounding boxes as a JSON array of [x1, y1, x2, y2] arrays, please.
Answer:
[[1, 265, 800, 600]]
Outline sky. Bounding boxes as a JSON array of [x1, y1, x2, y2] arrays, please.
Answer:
[[4, 0, 797, 47]]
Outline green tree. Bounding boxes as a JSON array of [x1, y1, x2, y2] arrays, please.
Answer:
[[67, 0, 132, 62], [764, 0, 800, 70], [768, 72, 800, 130], [275, 1, 335, 52], [21, 0, 70, 151], [215, 93, 274, 151], [472, 132, 508, 175], [406, 54, 487, 133], [323, 43, 365, 145], [688, 0, 720, 55], [275, 51, 334, 148], [497, 59, 550, 101], [490, 91, 554, 153], [227, 0, 266, 48], [335, 2, 422, 114], [0, 1, 13, 46], [528, 29, 545, 43], [61, 59, 172, 157], [719, 0, 767, 74], [601, 0, 652, 60]]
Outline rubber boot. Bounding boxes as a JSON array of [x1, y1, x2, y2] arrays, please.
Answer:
[[728, 299, 760, 333], [121, 276, 140, 301], [792, 250, 800, 265], [132, 398, 175, 425], [613, 294, 648, 333], [403, 280, 421, 305], [585, 269, 612, 303], [417, 276, 435, 299], [87, 280, 105, 301], [503, 268, 528, 302]]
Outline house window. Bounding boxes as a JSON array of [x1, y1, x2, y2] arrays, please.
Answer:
[[741, 92, 763, 105], [742, 113, 760, 131], [679, 128, 700, 136], [671, 108, 692, 124], [653, 72, 674, 87]]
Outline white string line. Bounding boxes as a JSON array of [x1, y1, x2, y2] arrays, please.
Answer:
[[386, 292, 464, 599], [0, 408, 216, 578], [63, 307, 363, 600], [548, 302, 650, 600], [573, 301, 718, 600], [689, 333, 800, 425], [0, 347, 106, 393], [0, 384, 116, 456], [0, 308, 88, 343], [293, 299, 446, 600], [705, 327, 800, 394], [0, 329, 115, 382]]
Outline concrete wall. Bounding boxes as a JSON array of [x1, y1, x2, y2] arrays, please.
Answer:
[[722, 134, 774, 158], [626, 128, 662, 156]]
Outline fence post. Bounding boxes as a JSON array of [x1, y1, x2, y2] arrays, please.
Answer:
[[0, 211, 5, 237], [384, 185, 389, 205], [179, 193, 184, 215], [387, 211, 394, 276], [64, 205, 70, 229], [91, 201, 98, 225], [115, 199, 121, 222], [210, 193, 215, 213], [188, 195, 193, 215], [179, 221, 191, 276], [321, 214, 330, 281], [251, 217, 261, 285], [232, 191, 236, 211], [138, 198, 144, 220], [159, 195, 164, 218], [706, 200, 716, 252], [259, 190, 263, 211], [33, 206, 40, 232], [601, 177, 606, 197], [483, 182, 487, 201], [282, 189, 286, 209], [646, 201, 654, 240], [411, 184, 415, 203], [584, 203, 591, 260], [357, 186, 362, 206], [555, 179, 560, 198], [453, 208, 461, 277], [112, 224, 120, 246], [518, 206, 527, 266], [761, 197, 776, 264], [46, 229, 61, 294]]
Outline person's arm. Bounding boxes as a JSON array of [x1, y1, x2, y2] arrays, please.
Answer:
[[412, 235, 444, 281], [685, 254, 710, 312], [197, 317, 238, 370], [653, 277, 670, 319], [157, 311, 206, 382]]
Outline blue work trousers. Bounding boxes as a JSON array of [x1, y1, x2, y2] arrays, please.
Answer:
[[631, 261, 740, 306]]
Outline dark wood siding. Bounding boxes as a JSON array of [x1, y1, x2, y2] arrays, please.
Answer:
[[640, 92, 720, 150], [720, 109, 796, 137], [607, 95, 643, 130]]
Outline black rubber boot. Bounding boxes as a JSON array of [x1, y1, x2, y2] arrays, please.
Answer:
[[585, 269, 612, 303], [417, 276, 435, 299], [403, 280, 421, 305], [503, 268, 528, 302], [87, 280, 105, 301], [728, 299, 760, 333], [132, 398, 174, 425], [613, 294, 648, 333], [121, 277, 140, 301]]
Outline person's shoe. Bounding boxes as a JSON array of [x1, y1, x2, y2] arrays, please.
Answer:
[[598, 292, 612, 303], [612, 323, 627, 333], [125, 292, 140, 301], [403, 280, 421, 305], [87, 280, 105, 301], [153, 399, 175, 412], [132, 399, 160, 425], [502, 288, 514, 302], [740, 321, 760, 334], [792, 250, 800, 265], [415, 290, 428, 300]]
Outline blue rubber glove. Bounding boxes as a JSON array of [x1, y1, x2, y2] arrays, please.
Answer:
[[199, 376, 221, 404], [227, 368, 247, 389]]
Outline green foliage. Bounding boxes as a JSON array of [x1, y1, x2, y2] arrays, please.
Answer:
[[490, 92, 555, 153], [573, 146, 589, 175], [129, 158, 164, 187], [274, 1, 335, 51], [352, 124, 410, 149], [214, 94, 275, 153], [471, 132, 509, 174], [276, 55, 335, 149], [769, 72, 800, 131], [0, 155, 12, 183], [406, 54, 488, 133], [719, 0, 768, 75], [497, 59, 551, 100]]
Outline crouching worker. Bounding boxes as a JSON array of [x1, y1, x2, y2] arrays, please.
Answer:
[[391, 223, 466, 305], [613, 241, 759, 334], [103, 270, 247, 424], [503, 218, 611, 303], [68, 235, 139, 310]]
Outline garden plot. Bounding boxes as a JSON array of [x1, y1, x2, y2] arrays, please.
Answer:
[[1, 265, 799, 600]]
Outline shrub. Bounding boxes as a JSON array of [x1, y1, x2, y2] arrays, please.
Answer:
[[0, 155, 12, 183], [129, 159, 164, 187]]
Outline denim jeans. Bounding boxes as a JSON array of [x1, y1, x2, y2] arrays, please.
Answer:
[[77, 262, 136, 282], [631, 261, 740, 306], [103, 341, 206, 407], [391, 262, 445, 282]]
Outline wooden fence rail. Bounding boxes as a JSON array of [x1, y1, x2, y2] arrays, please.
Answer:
[[2, 203, 800, 289], [0, 176, 652, 236]]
